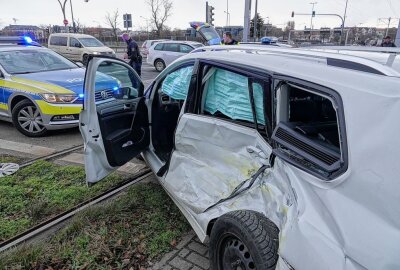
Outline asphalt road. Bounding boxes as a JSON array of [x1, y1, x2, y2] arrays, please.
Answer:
[[0, 62, 159, 156]]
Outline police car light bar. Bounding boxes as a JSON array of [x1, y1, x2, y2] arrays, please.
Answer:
[[0, 36, 41, 47]]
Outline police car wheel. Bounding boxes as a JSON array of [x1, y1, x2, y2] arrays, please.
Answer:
[[12, 100, 48, 137], [154, 59, 166, 72]]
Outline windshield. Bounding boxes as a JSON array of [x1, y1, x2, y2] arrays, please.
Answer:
[[78, 38, 104, 47], [0, 49, 78, 74]]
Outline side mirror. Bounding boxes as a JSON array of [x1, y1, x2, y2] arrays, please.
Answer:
[[75, 43, 82, 48]]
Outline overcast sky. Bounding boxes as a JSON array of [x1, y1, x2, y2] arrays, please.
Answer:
[[1, 0, 399, 30]]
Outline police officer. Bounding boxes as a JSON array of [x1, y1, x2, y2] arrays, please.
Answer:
[[222, 31, 239, 45], [122, 32, 143, 76]]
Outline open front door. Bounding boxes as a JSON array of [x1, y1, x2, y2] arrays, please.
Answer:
[[80, 57, 149, 184]]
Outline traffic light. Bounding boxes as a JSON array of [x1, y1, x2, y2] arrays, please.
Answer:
[[206, 2, 215, 26], [291, 11, 295, 18], [312, 11, 316, 17]]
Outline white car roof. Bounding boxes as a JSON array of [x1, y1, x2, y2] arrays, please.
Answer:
[[0, 45, 48, 52], [181, 45, 400, 98], [156, 40, 203, 46], [49, 33, 97, 39], [192, 45, 400, 76]]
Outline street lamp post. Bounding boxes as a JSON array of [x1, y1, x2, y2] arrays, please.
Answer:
[[70, 0, 90, 33], [140, 16, 150, 40], [224, 11, 231, 26], [253, 0, 259, 41]]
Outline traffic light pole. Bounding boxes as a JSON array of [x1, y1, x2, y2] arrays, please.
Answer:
[[292, 12, 345, 45]]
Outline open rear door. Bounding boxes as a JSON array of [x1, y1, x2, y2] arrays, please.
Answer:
[[190, 22, 221, 45], [80, 57, 149, 184]]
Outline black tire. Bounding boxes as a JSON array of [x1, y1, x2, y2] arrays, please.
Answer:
[[209, 210, 279, 270], [12, 99, 48, 137], [82, 54, 89, 66], [154, 59, 166, 72]]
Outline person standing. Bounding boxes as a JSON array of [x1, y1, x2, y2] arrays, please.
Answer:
[[122, 32, 143, 76], [381, 36, 396, 47], [222, 31, 239, 45]]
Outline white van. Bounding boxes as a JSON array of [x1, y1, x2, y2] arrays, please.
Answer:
[[48, 33, 116, 64]]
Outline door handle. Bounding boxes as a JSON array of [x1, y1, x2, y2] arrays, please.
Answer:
[[123, 104, 131, 110]]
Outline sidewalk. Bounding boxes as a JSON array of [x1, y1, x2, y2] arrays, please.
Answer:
[[151, 231, 210, 270]]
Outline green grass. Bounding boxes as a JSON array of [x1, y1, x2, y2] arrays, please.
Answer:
[[0, 154, 24, 164], [0, 183, 190, 269], [0, 160, 128, 242]]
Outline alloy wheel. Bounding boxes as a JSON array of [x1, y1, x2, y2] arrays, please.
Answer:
[[17, 106, 45, 134]]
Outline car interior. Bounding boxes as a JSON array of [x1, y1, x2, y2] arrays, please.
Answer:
[[151, 66, 193, 162], [273, 83, 342, 175]]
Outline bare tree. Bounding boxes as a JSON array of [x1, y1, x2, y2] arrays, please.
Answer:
[[56, 0, 68, 22], [105, 9, 120, 41], [147, 0, 173, 37]]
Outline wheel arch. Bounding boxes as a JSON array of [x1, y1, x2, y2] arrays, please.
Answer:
[[206, 210, 280, 238], [9, 93, 36, 113], [154, 57, 165, 66]]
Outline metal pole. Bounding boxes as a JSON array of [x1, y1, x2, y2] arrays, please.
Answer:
[[341, 0, 349, 45], [226, 0, 229, 27], [310, 2, 317, 29], [386, 17, 392, 36], [70, 0, 76, 33], [395, 20, 400, 46], [253, 0, 258, 41], [243, 0, 251, 42]]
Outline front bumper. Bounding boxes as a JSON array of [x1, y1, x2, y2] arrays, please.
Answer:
[[36, 101, 82, 130]]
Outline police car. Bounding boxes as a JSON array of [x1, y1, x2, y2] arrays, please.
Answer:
[[0, 36, 121, 137]]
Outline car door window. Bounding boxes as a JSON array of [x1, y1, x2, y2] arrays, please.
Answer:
[[163, 43, 179, 52], [154, 43, 163, 50], [201, 68, 266, 126], [161, 65, 194, 100], [59, 37, 68, 46], [69, 37, 81, 48], [95, 62, 142, 103], [180, 44, 193, 54]]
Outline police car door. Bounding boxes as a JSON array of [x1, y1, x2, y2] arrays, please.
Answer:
[[80, 57, 149, 184]]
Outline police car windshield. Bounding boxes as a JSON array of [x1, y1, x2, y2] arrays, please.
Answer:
[[0, 49, 78, 74], [78, 38, 104, 47]]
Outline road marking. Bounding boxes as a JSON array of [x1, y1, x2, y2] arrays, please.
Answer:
[[58, 153, 147, 174], [0, 139, 56, 156]]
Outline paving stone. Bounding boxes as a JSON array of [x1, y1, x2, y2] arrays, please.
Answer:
[[191, 266, 203, 270], [187, 253, 210, 269], [176, 231, 196, 249], [169, 256, 193, 270], [188, 242, 208, 255], [152, 250, 178, 269], [178, 248, 190, 258]]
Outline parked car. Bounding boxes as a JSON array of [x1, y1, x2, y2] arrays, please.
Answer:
[[141, 39, 168, 56], [48, 33, 116, 64], [80, 45, 400, 270], [147, 41, 203, 72], [0, 37, 120, 137]]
